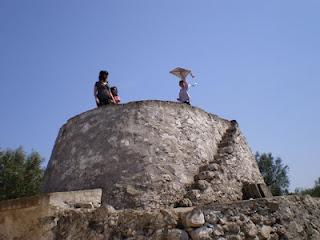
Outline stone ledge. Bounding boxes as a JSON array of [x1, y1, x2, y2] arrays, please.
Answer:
[[0, 188, 102, 212]]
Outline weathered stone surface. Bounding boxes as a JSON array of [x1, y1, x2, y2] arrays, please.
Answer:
[[196, 180, 211, 191], [3, 102, 319, 240], [203, 209, 220, 224], [184, 209, 205, 228], [177, 198, 193, 207], [1, 194, 320, 240], [260, 225, 273, 239], [243, 222, 258, 237], [190, 226, 213, 240], [213, 224, 225, 236], [226, 235, 241, 240], [43, 101, 265, 209], [223, 222, 240, 234], [0, 189, 102, 240], [153, 228, 189, 240]]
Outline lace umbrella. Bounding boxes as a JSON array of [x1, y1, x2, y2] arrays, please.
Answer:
[[170, 67, 195, 80]]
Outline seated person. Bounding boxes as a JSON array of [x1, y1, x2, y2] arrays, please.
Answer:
[[110, 86, 121, 104], [94, 71, 115, 107]]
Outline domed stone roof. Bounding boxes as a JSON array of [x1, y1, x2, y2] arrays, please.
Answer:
[[43, 100, 265, 209]]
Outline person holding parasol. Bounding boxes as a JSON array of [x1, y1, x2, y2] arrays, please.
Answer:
[[170, 67, 197, 105]]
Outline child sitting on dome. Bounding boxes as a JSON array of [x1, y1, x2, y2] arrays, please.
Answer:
[[111, 86, 121, 104]]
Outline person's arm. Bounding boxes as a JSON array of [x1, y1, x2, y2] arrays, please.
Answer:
[[185, 79, 197, 87], [108, 88, 116, 104], [93, 84, 99, 104]]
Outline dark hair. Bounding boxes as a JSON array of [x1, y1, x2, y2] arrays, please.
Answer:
[[110, 86, 118, 96], [179, 80, 184, 84], [99, 70, 109, 81]]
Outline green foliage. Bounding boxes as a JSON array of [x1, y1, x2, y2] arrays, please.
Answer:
[[295, 177, 320, 197], [255, 152, 290, 196], [0, 147, 44, 201]]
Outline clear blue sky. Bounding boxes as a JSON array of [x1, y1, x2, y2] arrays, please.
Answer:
[[1, 1, 319, 191]]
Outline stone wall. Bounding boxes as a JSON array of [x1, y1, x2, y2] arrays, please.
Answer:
[[2, 193, 320, 240], [43, 101, 264, 209], [43, 195, 320, 240], [0, 189, 101, 240]]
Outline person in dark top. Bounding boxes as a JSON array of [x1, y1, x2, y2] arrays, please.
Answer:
[[94, 70, 115, 107]]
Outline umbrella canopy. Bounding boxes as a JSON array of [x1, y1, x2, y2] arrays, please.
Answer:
[[170, 67, 194, 80]]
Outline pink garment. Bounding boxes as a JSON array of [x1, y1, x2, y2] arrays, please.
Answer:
[[114, 95, 121, 103]]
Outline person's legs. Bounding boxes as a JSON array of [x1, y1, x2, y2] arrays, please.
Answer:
[[183, 100, 190, 105], [99, 97, 114, 106]]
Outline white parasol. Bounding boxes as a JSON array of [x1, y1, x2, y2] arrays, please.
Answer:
[[170, 67, 195, 80]]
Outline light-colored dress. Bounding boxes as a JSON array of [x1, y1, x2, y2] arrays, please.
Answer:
[[178, 83, 190, 103]]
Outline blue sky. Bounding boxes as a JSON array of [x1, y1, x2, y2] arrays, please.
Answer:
[[1, 1, 319, 191]]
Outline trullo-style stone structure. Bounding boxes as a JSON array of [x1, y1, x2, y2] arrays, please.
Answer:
[[43, 100, 267, 209], [2, 101, 320, 240]]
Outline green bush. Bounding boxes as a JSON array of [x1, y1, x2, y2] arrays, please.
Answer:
[[0, 147, 44, 201]]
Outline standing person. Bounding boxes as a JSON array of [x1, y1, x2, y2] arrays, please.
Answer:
[[170, 67, 196, 106], [177, 79, 190, 105], [94, 70, 115, 107]]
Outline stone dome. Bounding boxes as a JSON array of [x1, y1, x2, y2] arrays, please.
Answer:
[[43, 101, 265, 209]]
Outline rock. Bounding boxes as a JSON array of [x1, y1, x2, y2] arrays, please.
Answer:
[[260, 225, 273, 239], [226, 235, 241, 240], [126, 185, 140, 196], [104, 205, 116, 213], [270, 233, 279, 240], [170, 229, 189, 240], [263, 217, 276, 225], [189, 190, 201, 201], [196, 180, 211, 191], [243, 222, 258, 237], [251, 214, 262, 224], [160, 209, 178, 227], [274, 224, 286, 236], [177, 198, 193, 207], [239, 214, 249, 223], [219, 217, 228, 225], [185, 209, 205, 228], [196, 171, 216, 181], [163, 174, 172, 182], [223, 222, 240, 234], [310, 229, 320, 240], [154, 228, 189, 240], [224, 146, 234, 154], [229, 216, 240, 222], [204, 210, 220, 224], [206, 163, 220, 171], [212, 224, 224, 236], [190, 227, 213, 240]]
